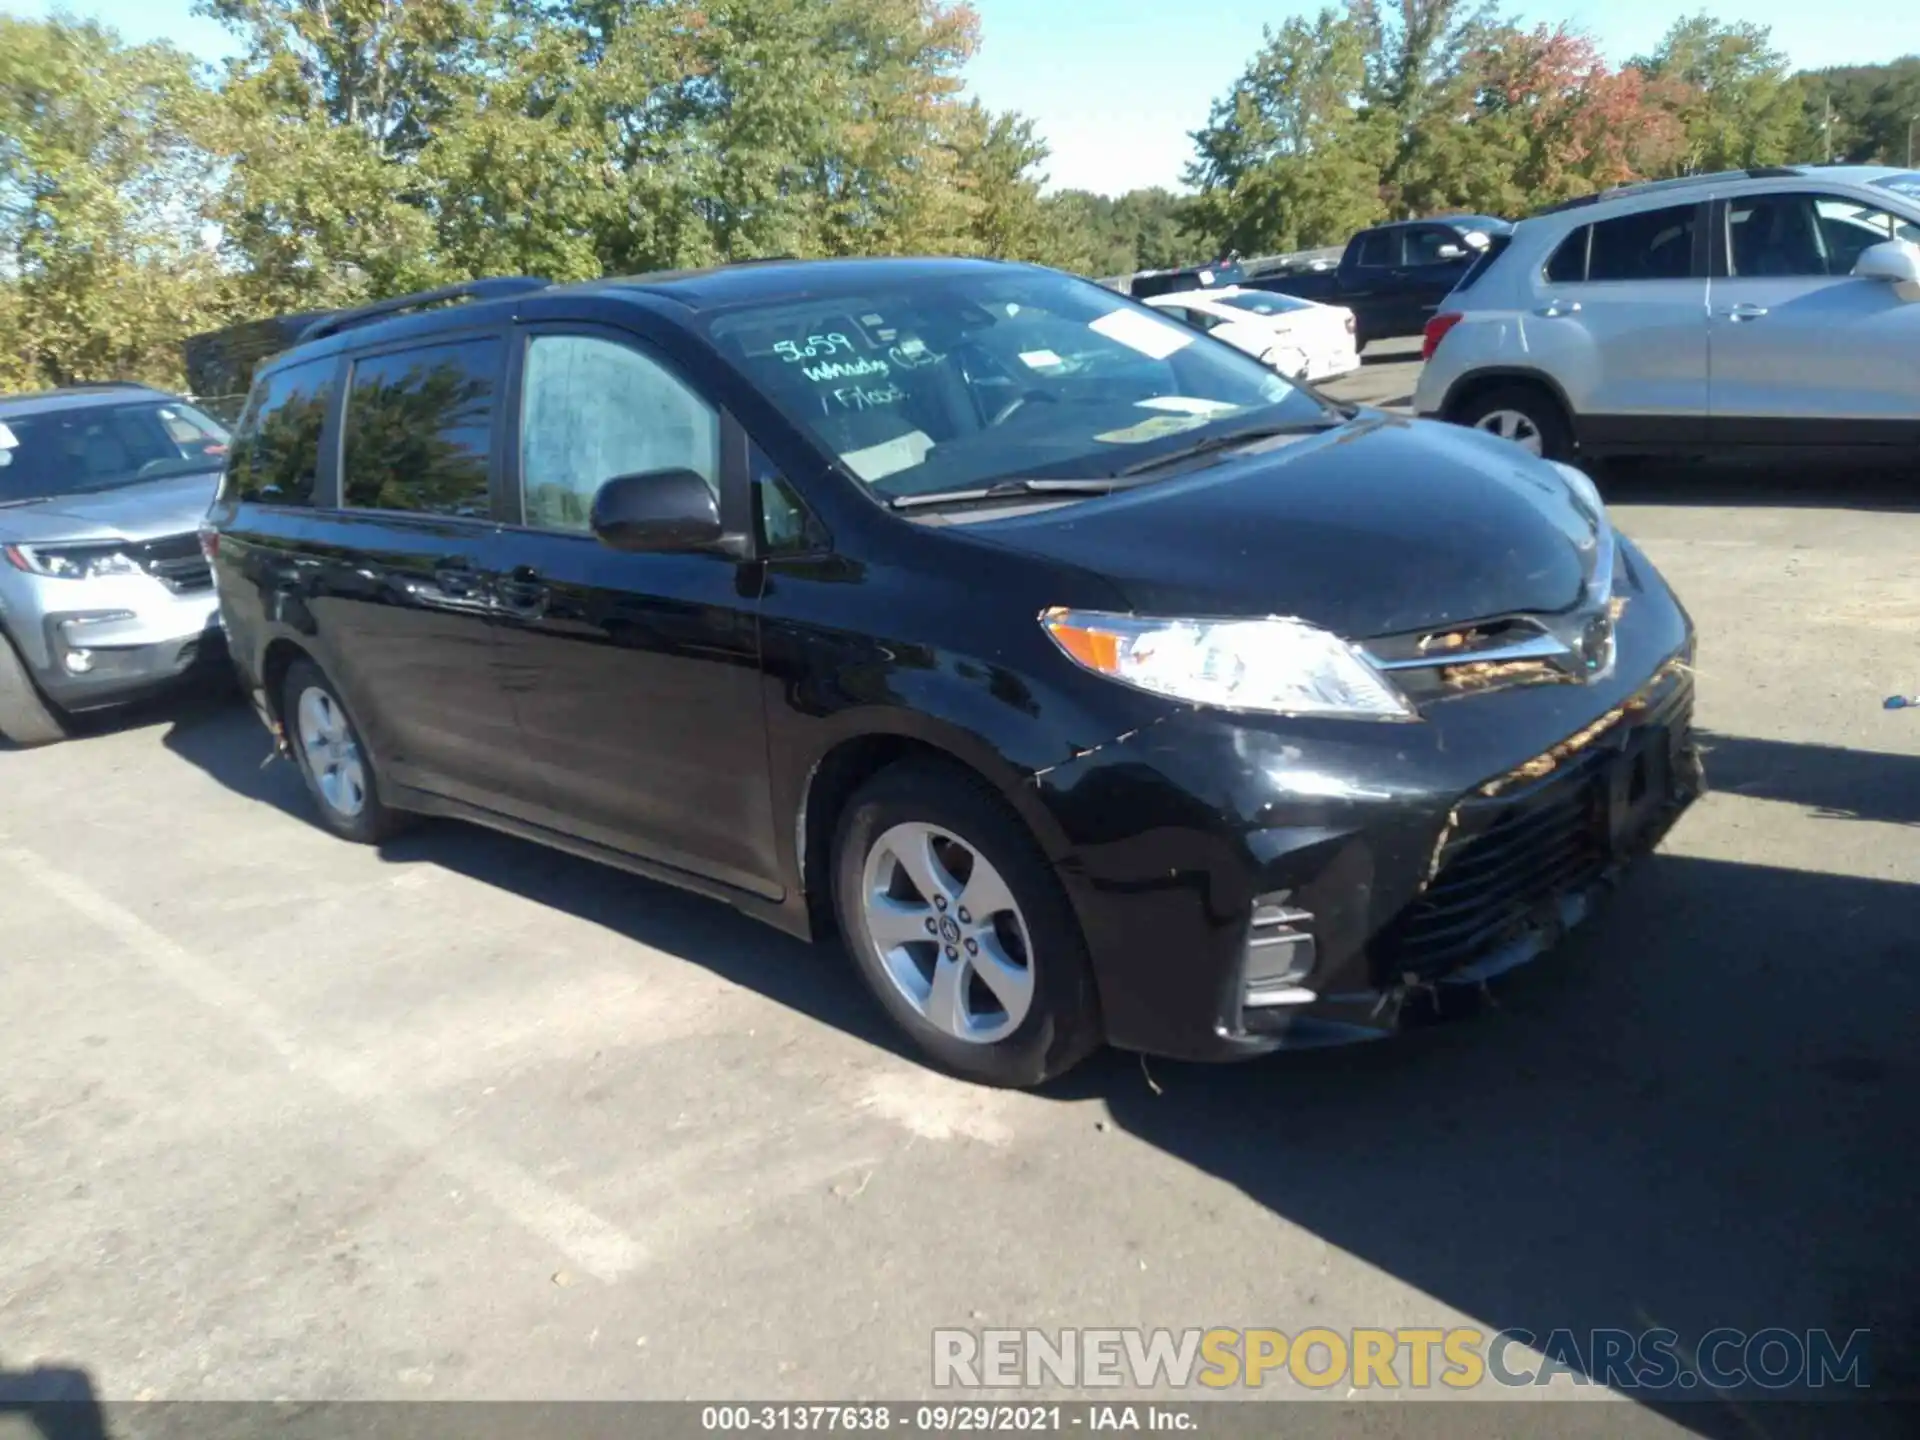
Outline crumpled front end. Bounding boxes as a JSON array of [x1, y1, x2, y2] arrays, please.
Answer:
[[1028, 540, 1704, 1062]]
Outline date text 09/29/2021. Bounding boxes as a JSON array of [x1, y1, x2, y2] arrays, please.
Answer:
[[700, 1404, 1194, 1432]]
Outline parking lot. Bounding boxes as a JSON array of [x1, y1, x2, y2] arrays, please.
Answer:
[[3, 345, 1918, 1431]]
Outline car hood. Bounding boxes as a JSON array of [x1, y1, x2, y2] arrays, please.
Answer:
[[971, 414, 1602, 639], [0, 470, 221, 545]]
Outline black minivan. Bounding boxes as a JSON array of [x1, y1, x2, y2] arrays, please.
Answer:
[[205, 260, 1701, 1087]]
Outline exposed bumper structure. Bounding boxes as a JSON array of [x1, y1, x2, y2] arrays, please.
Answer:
[[1031, 539, 1702, 1062]]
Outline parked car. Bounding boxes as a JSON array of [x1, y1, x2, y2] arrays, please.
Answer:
[[0, 383, 232, 745], [205, 261, 1700, 1087], [1250, 216, 1512, 347], [1127, 259, 1246, 299], [1145, 286, 1360, 382], [1414, 166, 1920, 461]]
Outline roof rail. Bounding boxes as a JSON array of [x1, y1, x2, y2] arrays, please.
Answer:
[[1530, 165, 1811, 219], [296, 277, 551, 344], [59, 380, 164, 393]]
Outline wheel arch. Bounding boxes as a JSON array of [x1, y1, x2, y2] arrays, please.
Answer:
[[1439, 367, 1580, 439], [793, 714, 1076, 941]]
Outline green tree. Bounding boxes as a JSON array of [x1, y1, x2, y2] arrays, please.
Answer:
[[1185, 6, 1387, 255], [1634, 14, 1819, 172], [0, 16, 224, 390]]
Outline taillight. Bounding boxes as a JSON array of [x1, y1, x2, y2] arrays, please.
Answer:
[[1422, 312, 1464, 361], [1344, 313, 1356, 335]]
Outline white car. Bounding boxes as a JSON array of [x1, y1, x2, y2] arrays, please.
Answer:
[[1146, 287, 1361, 383], [1414, 164, 1920, 461]]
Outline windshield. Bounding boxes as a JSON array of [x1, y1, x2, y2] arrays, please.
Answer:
[[1216, 291, 1314, 317], [703, 270, 1329, 502], [0, 399, 229, 505]]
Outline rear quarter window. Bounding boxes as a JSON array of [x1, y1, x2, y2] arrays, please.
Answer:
[[1453, 232, 1515, 292], [225, 358, 338, 507]]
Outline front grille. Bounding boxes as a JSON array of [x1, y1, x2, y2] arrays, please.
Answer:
[[135, 533, 213, 593], [1374, 680, 1693, 983]]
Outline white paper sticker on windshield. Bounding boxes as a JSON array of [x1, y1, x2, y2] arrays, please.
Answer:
[[1089, 308, 1193, 360], [1134, 396, 1237, 416], [0, 422, 16, 449], [842, 429, 935, 482], [1019, 349, 1064, 370], [1093, 414, 1212, 445]]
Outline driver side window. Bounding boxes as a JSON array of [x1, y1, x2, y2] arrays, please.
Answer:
[[519, 333, 720, 533]]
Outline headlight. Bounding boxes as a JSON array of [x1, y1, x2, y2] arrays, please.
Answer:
[[1547, 459, 1606, 526], [2, 542, 143, 580], [1041, 608, 1415, 720]]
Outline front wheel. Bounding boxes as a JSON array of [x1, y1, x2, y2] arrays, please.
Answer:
[[831, 761, 1101, 1087], [1457, 384, 1574, 462], [0, 632, 68, 746]]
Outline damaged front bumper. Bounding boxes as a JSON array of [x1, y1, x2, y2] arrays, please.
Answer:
[[1031, 559, 1703, 1062]]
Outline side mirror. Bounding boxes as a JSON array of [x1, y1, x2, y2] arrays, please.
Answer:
[[589, 468, 723, 552], [1434, 243, 1466, 261], [1855, 239, 1920, 288]]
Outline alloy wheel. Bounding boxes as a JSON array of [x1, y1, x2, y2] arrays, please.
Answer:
[[1474, 408, 1545, 456], [295, 686, 367, 819], [859, 821, 1035, 1045]]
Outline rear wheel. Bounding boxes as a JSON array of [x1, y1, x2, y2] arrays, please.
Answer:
[[831, 760, 1101, 1087], [0, 632, 69, 747], [1457, 384, 1574, 462], [282, 658, 404, 844]]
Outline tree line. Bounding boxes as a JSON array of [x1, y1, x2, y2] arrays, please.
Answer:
[[1, 0, 1914, 396]]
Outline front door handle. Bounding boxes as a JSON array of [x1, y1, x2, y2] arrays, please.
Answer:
[[1536, 300, 1583, 317], [416, 559, 493, 614], [494, 565, 551, 618], [1717, 303, 1770, 321]]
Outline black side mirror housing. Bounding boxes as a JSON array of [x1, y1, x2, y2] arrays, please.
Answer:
[[589, 469, 724, 552]]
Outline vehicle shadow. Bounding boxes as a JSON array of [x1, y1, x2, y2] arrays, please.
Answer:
[[0, 1360, 109, 1440], [1056, 847, 1918, 1429], [159, 703, 1919, 1430], [1699, 730, 1920, 826]]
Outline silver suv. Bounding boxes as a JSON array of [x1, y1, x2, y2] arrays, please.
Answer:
[[1414, 165, 1920, 461], [0, 383, 231, 745]]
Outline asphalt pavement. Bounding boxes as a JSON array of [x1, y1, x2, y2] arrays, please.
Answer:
[[2, 353, 1916, 1435]]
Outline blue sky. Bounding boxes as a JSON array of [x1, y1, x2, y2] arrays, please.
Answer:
[[5, 1, 1912, 195]]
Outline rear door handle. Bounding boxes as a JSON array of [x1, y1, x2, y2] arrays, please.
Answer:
[[494, 565, 551, 618], [1535, 300, 1582, 317], [1717, 303, 1770, 321]]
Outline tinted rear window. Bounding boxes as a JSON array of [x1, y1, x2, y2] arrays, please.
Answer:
[[226, 358, 335, 506], [342, 339, 500, 517], [1545, 227, 1590, 283], [1353, 230, 1396, 267], [1586, 203, 1698, 281]]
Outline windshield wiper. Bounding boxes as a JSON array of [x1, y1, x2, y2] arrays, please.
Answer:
[[1116, 419, 1339, 477], [889, 477, 1121, 510]]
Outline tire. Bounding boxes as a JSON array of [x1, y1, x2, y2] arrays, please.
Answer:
[[1456, 384, 1574, 462], [831, 759, 1101, 1088], [0, 631, 69, 747], [281, 658, 405, 844]]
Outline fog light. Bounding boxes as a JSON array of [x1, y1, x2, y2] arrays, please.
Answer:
[[1243, 897, 1317, 1007], [63, 648, 94, 674]]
